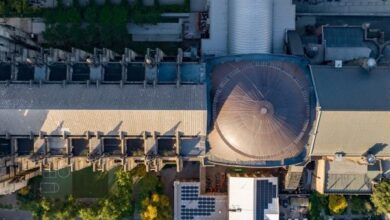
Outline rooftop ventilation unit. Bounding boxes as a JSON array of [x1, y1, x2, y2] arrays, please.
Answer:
[[335, 60, 343, 68], [335, 152, 344, 161], [228, 208, 242, 212], [367, 154, 376, 165], [305, 44, 319, 58], [361, 58, 377, 72]]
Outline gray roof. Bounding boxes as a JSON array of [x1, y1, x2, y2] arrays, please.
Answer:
[[321, 27, 379, 61], [323, 27, 365, 48], [287, 31, 304, 56], [325, 160, 381, 194], [128, 23, 182, 42], [0, 84, 206, 110], [311, 65, 390, 157], [324, 47, 371, 61], [0, 84, 207, 136], [311, 65, 390, 111], [295, 0, 390, 16]]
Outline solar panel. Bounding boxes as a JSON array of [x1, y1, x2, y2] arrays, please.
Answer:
[[256, 180, 277, 220], [179, 185, 216, 220]]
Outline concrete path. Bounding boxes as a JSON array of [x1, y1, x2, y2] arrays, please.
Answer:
[[0, 209, 33, 220]]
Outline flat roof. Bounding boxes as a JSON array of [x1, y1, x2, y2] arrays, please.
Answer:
[[0, 84, 207, 136], [295, 0, 390, 15], [323, 26, 365, 48], [311, 65, 390, 111], [311, 65, 390, 157], [201, 0, 228, 56], [229, 176, 279, 220], [174, 181, 228, 220], [325, 160, 381, 194]]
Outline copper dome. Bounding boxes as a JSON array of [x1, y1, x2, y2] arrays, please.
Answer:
[[211, 61, 311, 160]]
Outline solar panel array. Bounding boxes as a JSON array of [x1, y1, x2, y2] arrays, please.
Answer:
[[180, 185, 216, 220], [256, 180, 277, 220]]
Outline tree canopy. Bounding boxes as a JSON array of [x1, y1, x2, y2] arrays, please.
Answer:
[[18, 165, 172, 220], [328, 195, 348, 215], [141, 193, 172, 220], [309, 191, 328, 220], [371, 179, 390, 214]]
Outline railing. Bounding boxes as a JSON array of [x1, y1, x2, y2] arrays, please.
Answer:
[[206, 152, 307, 167]]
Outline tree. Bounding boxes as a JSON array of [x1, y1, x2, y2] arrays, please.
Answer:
[[65, 8, 81, 24], [94, 169, 136, 220], [79, 207, 98, 220], [84, 6, 98, 23], [328, 195, 348, 215], [0, 2, 6, 15], [132, 9, 160, 24], [141, 193, 172, 220], [137, 174, 162, 205], [53, 196, 78, 220], [309, 191, 328, 220], [98, 198, 122, 220], [10, 0, 28, 14], [350, 196, 373, 214], [18, 186, 30, 197], [143, 205, 158, 220], [43, 10, 57, 24], [371, 179, 390, 214]]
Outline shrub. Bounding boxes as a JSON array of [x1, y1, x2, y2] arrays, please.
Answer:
[[350, 196, 373, 214], [328, 195, 348, 215], [309, 191, 328, 220], [371, 179, 390, 214], [140, 193, 172, 220]]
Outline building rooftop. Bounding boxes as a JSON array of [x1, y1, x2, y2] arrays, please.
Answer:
[[174, 181, 228, 220], [228, 176, 279, 220], [294, 0, 390, 16], [322, 26, 378, 61], [207, 54, 314, 167], [201, 0, 228, 56], [0, 84, 207, 136], [324, 160, 381, 194], [311, 65, 390, 157], [128, 23, 183, 42], [323, 26, 365, 48], [311, 65, 390, 111]]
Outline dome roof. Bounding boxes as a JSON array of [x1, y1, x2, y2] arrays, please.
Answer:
[[212, 62, 310, 160]]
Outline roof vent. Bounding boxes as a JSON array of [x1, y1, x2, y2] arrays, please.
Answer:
[[367, 154, 376, 165], [305, 44, 319, 58], [361, 58, 377, 72], [335, 60, 343, 68], [228, 208, 242, 212], [335, 152, 344, 161]]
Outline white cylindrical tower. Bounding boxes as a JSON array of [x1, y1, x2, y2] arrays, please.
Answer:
[[228, 0, 273, 54]]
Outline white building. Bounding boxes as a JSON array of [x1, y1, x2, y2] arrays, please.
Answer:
[[228, 176, 279, 220]]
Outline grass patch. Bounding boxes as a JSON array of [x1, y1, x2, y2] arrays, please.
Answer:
[[41, 166, 118, 199], [41, 168, 72, 199], [73, 167, 112, 198]]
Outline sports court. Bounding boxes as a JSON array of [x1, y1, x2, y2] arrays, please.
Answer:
[[41, 167, 117, 198]]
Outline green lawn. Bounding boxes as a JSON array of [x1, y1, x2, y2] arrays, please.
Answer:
[[41, 166, 118, 199], [41, 167, 72, 199], [72, 166, 117, 198]]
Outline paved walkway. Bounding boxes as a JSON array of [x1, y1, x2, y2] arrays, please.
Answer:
[[0, 194, 18, 209], [325, 205, 374, 220], [0, 209, 33, 220]]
